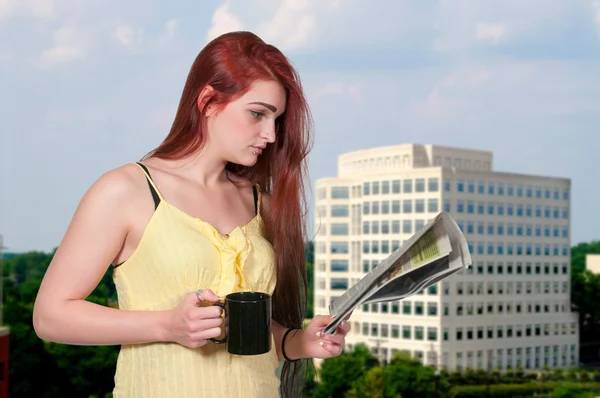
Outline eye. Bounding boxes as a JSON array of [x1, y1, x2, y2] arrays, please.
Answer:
[[250, 110, 264, 119]]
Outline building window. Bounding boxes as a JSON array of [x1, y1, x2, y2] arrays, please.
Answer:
[[392, 220, 400, 234], [330, 242, 349, 254], [381, 201, 390, 214], [428, 198, 439, 213], [362, 202, 370, 215], [330, 278, 348, 290], [444, 179, 452, 192], [372, 182, 380, 195], [428, 178, 439, 192], [415, 326, 424, 340], [331, 187, 349, 199], [428, 327, 438, 341], [428, 302, 438, 316], [415, 302, 424, 315], [392, 200, 400, 214], [381, 220, 390, 234], [363, 182, 370, 196], [403, 301, 411, 315], [331, 223, 349, 235], [372, 201, 380, 214], [331, 260, 349, 272], [402, 326, 411, 339], [428, 284, 438, 295], [403, 200, 413, 213], [403, 220, 412, 234], [382, 181, 390, 194], [331, 205, 349, 217]]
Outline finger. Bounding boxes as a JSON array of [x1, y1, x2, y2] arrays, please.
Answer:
[[336, 320, 351, 334], [196, 306, 224, 319], [321, 341, 344, 356], [196, 288, 221, 303], [320, 333, 345, 345], [195, 317, 224, 330], [196, 326, 225, 341]]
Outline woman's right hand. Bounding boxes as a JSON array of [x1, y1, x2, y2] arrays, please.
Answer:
[[165, 288, 224, 349]]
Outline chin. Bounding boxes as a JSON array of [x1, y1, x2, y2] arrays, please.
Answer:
[[229, 156, 258, 168]]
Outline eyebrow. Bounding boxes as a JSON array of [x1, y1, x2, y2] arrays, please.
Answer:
[[247, 101, 277, 113]]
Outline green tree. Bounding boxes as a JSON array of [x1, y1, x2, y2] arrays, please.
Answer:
[[571, 240, 600, 355], [550, 382, 595, 398], [302, 359, 318, 398], [2, 251, 119, 397], [346, 366, 386, 398], [314, 344, 378, 398], [306, 260, 314, 318], [379, 352, 450, 398]]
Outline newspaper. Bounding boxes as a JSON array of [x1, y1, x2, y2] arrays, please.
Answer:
[[322, 212, 471, 335]]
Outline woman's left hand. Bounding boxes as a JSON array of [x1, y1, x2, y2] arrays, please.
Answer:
[[299, 315, 351, 359]]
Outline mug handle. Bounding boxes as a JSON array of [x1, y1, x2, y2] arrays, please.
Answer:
[[209, 302, 227, 344]]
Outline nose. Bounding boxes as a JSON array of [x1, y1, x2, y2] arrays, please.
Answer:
[[262, 122, 277, 143]]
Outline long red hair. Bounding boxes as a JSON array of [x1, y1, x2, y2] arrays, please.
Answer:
[[145, 31, 313, 396]]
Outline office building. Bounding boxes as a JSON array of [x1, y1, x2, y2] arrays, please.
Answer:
[[313, 144, 578, 370]]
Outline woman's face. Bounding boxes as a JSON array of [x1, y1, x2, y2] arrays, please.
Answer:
[[205, 80, 286, 166]]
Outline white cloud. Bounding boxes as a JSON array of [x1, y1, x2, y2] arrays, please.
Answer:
[[206, 2, 244, 42], [29, 0, 54, 19], [157, 18, 178, 44], [0, 0, 54, 20], [113, 25, 144, 47], [255, 0, 319, 51], [476, 22, 506, 43], [38, 26, 84, 69]]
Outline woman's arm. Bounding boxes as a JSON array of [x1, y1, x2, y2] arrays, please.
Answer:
[[33, 167, 174, 345]]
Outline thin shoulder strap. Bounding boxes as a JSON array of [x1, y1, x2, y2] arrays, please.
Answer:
[[253, 184, 261, 216], [134, 162, 162, 209]]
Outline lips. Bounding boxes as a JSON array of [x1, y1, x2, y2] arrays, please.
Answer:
[[251, 146, 264, 154]]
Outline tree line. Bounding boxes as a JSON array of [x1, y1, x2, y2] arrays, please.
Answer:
[[304, 344, 600, 398]]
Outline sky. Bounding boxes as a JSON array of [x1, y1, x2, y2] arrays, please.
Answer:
[[1, 0, 600, 253]]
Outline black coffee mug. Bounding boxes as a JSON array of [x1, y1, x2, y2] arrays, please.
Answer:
[[209, 291, 272, 356]]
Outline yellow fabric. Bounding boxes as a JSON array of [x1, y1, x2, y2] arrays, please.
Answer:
[[112, 163, 280, 397]]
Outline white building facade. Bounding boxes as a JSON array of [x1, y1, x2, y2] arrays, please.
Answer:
[[313, 144, 579, 371]]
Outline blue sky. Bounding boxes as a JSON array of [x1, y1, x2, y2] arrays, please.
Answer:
[[1, 0, 600, 252]]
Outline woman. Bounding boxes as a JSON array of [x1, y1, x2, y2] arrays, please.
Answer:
[[33, 31, 350, 397]]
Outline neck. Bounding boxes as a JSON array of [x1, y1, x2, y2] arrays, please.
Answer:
[[169, 145, 229, 187]]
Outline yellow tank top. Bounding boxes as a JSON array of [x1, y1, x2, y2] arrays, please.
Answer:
[[111, 163, 280, 397]]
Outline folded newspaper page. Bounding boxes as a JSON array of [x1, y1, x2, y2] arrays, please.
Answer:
[[322, 212, 471, 335]]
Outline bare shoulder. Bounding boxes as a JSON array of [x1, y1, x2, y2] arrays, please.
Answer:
[[68, 162, 151, 238], [84, 163, 147, 204]]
